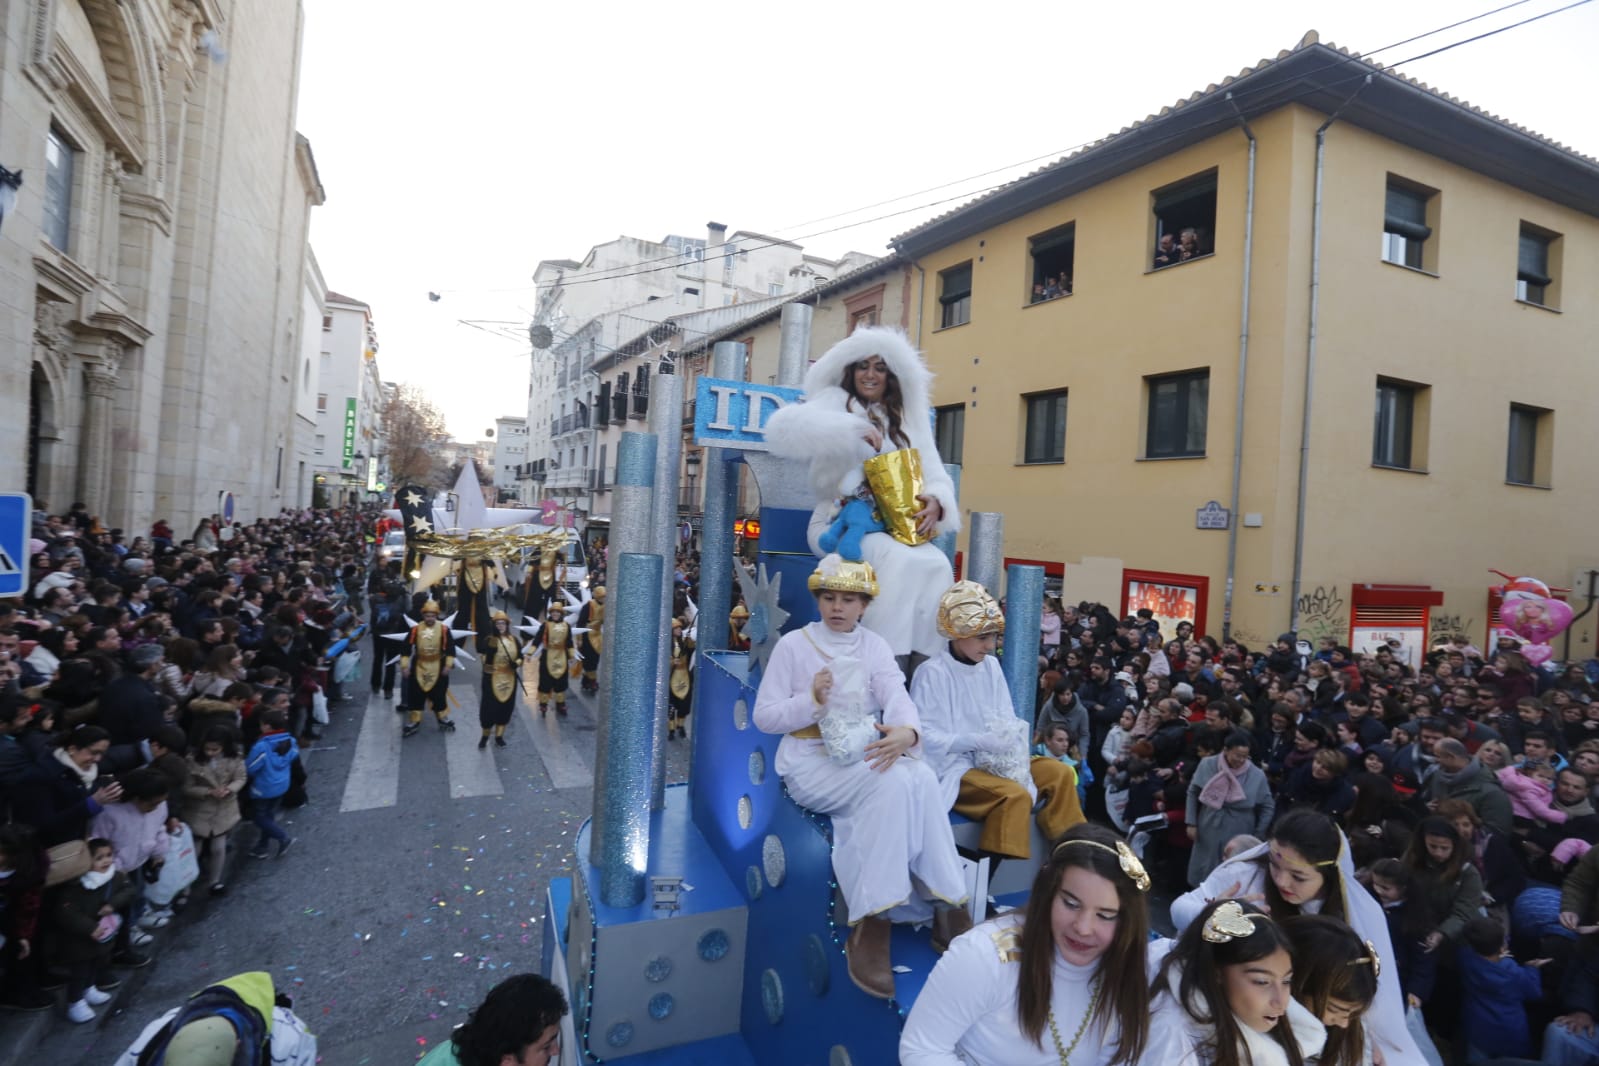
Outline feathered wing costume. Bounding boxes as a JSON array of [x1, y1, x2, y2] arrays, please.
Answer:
[[764, 326, 959, 659]]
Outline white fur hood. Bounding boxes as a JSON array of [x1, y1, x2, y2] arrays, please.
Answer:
[[799, 326, 933, 405]]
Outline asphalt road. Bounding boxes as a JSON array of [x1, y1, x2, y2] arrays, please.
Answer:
[[27, 650, 689, 1065]]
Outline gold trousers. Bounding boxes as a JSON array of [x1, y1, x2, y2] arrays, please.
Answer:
[[953, 757, 1084, 860]]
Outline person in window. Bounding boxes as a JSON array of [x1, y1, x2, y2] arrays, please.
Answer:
[[1042, 275, 1062, 300], [762, 326, 960, 672], [1031, 281, 1047, 304], [1178, 228, 1202, 262], [1153, 233, 1179, 269]]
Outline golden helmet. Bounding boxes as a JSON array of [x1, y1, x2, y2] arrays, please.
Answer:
[[421, 599, 441, 615], [806, 553, 880, 598], [548, 603, 566, 617], [592, 586, 606, 602], [936, 580, 1005, 640], [490, 609, 510, 626]]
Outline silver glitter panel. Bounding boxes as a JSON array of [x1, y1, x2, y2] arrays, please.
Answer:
[[967, 511, 1005, 596], [599, 551, 663, 908], [649, 372, 685, 811], [593, 432, 658, 855], [932, 463, 962, 565], [777, 303, 813, 387], [1001, 564, 1044, 722]]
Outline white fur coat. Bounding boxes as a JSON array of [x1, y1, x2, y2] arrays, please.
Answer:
[[763, 326, 960, 536]]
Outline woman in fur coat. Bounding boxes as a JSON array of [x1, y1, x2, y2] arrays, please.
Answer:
[[763, 326, 960, 663]]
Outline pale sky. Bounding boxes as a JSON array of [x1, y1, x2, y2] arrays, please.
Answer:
[[295, 0, 1598, 441]]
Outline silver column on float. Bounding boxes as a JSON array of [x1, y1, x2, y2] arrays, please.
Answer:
[[1001, 563, 1045, 721], [933, 464, 961, 565], [591, 431, 657, 855], [648, 366, 685, 810], [777, 303, 812, 386], [966, 511, 1005, 595], [597, 551, 663, 907], [693, 342, 746, 657]]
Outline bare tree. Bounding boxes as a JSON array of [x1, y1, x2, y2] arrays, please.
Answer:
[[382, 384, 451, 487]]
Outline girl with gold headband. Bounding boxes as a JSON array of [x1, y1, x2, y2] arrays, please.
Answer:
[[1281, 916, 1380, 1066], [762, 326, 959, 667], [1171, 809, 1421, 1064], [901, 823, 1153, 1065], [1147, 898, 1327, 1066], [752, 554, 968, 1000]]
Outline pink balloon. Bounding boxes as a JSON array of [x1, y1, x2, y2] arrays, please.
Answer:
[[1521, 643, 1554, 667], [1498, 596, 1574, 646]]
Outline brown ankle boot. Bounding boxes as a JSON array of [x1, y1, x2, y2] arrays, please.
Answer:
[[931, 905, 974, 954], [846, 915, 895, 999]]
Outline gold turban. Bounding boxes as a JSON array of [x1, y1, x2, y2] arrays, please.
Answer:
[[936, 581, 1005, 639]]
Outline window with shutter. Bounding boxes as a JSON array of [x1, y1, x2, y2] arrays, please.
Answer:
[[1516, 224, 1558, 306], [939, 263, 972, 328], [1382, 177, 1435, 270]]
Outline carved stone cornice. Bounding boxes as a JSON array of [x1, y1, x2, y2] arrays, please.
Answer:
[[33, 300, 75, 355]]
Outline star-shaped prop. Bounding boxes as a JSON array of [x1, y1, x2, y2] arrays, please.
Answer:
[[734, 561, 789, 675]]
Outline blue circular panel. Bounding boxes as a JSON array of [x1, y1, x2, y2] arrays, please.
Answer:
[[697, 928, 730, 962], [643, 956, 673, 983], [804, 934, 830, 997], [761, 968, 784, 1025], [746, 865, 763, 900], [648, 993, 675, 1020], [748, 748, 766, 786], [606, 1022, 634, 1048], [762, 834, 786, 888]]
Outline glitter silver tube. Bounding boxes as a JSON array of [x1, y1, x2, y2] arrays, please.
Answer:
[[693, 342, 745, 657], [592, 431, 657, 855], [777, 303, 812, 387], [966, 511, 1005, 595], [648, 370, 685, 811], [598, 551, 663, 907], [933, 463, 962, 565], [1001, 564, 1044, 721]]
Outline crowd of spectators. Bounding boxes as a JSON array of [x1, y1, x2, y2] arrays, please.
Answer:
[[1152, 226, 1208, 269], [1036, 594, 1599, 1062], [0, 502, 370, 1028]]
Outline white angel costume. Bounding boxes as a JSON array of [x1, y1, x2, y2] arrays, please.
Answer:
[[762, 327, 959, 659], [752, 619, 967, 922], [1170, 836, 1422, 1064], [900, 914, 1127, 1066], [1145, 953, 1327, 1066]]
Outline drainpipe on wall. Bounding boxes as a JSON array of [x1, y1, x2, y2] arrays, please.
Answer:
[[1221, 93, 1257, 643], [912, 261, 926, 346], [1289, 76, 1373, 633]]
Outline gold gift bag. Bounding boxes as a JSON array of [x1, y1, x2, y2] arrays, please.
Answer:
[[863, 448, 933, 547]]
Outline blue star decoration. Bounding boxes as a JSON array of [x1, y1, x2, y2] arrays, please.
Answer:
[[734, 561, 789, 677]]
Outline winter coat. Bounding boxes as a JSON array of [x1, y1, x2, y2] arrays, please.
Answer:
[[48, 870, 138, 965], [1458, 948, 1543, 1059], [1426, 760, 1514, 835], [90, 800, 171, 873], [1421, 861, 1485, 944], [185, 696, 241, 746], [247, 732, 298, 800], [1497, 764, 1566, 825], [98, 674, 165, 746], [184, 755, 246, 838], [1186, 754, 1275, 885], [1381, 901, 1438, 1004], [9, 751, 104, 847], [149, 751, 189, 822]]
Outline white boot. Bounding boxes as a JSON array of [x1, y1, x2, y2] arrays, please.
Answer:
[[67, 999, 95, 1023], [84, 985, 113, 1006]]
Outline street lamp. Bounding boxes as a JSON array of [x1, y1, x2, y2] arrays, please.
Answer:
[[0, 166, 21, 232]]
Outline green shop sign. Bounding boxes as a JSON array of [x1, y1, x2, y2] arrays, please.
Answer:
[[342, 397, 357, 470]]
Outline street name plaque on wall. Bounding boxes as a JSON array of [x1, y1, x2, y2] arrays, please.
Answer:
[[1195, 500, 1230, 530]]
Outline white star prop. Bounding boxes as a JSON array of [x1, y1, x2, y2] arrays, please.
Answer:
[[517, 620, 542, 638], [453, 647, 476, 666], [402, 489, 424, 508], [409, 515, 433, 535], [734, 561, 789, 675], [385, 654, 401, 666]]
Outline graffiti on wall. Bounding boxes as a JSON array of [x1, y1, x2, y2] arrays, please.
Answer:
[[1294, 585, 1345, 643], [1428, 613, 1476, 646]]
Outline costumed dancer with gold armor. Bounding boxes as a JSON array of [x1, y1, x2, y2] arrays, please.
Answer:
[[521, 544, 561, 623], [456, 555, 494, 651], [575, 587, 605, 695], [478, 610, 522, 749], [752, 554, 969, 1000], [728, 603, 751, 652], [667, 618, 694, 740], [401, 599, 456, 737], [910, 581, 1085, 863], [535, 603, 574, 717]]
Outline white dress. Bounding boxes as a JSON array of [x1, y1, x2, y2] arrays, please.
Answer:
[[900, 914, 1124, 1066], [1170, 839, 1421, 1065], [1146, 958, 1327, 1066], [910, 646, 1037, 812], [752, 621, 967, 922], [763, 326, 960, 660]]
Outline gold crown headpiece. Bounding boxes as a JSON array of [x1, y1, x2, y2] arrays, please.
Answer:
[[936, 580, 1005, 640], [1201, 899, 1271, 944], [807, 553, 880, 598], [1052, 838, 1151, 892]]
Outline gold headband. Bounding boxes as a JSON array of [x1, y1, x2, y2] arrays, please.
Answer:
[[1269, 843, 1338, 871], [1053, 839, 1151, 893], [1202, 900, 1270, 943], [1348, 940, 1382, 979]]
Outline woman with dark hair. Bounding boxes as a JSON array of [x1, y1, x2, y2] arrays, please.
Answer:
[[23, 625, 77, 684], [43, 659, 103, 729], [901, 823, 1152, 1065], [1282, 916, 1379, 1066], [1146, 899, 1325, 1066], [1401, 816, 1486, 951], [1172, 809, 1421, 1063], [1435, 798, 1524, 909], [9, 725, 123, 846], [190, 642, 244, 700], [417, 972, 567, 1065], [763, 327, 959, 665], [1185, 729, 1274, 885]]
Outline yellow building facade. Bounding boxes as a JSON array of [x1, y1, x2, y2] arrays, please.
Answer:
[[893, 36, 1599, 661]]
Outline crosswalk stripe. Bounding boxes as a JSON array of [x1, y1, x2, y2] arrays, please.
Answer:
[[516, 683, 593, 791], [443, 681, 506, 799], [339, 696, 400, 812]]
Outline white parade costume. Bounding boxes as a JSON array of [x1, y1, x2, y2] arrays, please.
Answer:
[[1170, 838, 1420, 1065], [1145, 953, 1327, 1066], [911, 646, 1037, 812], [752, 620, 966, 922], [763, 327, 959, 659], [114, 1005, 316, 1066], [900, 914, 1127, 1066]]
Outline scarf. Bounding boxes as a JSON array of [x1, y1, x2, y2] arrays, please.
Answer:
[[1558, 795, 1597, 819], [53, 746, 98, 788], [1198, 754, 1249, 810], [1434, 757, 1482, 790], [80, 867, 114, 890]]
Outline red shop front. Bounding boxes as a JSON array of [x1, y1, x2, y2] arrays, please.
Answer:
[[1122, 568, 1209, 639], [1347, 584, 1444, 668]]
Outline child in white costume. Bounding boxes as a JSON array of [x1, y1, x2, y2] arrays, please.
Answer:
[[762, 326, 959, 661], [752, 554, 970, 1000], [911, 581, 1085, 860]]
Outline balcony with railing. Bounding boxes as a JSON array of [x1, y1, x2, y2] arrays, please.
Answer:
[[611, 392, 627, 423], [630, 389, 649, 419]]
